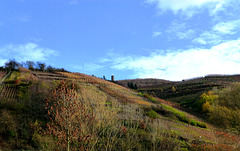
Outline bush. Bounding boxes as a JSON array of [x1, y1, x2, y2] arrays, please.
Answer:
[[196, 121, 207, 128], [208, 105, 240, 130], [190, 119, 197, 126], [147, 110, 159, 119], [176, 114, 190, 124], [217, 83, 240, 110]]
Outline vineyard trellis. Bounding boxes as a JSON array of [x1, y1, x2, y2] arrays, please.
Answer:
[[0, 85, 17, 101], [0, 71, 7, 79], [0, 71, 17, 101]]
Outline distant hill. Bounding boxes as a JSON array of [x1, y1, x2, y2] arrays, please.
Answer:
[[117, 74, 240, 111], [117, 78, 173, 88]]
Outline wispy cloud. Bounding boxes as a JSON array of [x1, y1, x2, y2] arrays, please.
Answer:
[[102, 39, 240, 81], [0, 43, 58, 66], [193, 19, 240, 45], [192, 31, 222, 45], [165, 22, 195, 40], [166, 22, 186, 33], [145, 0, 228, 16], [176, 29, 195, 40], [152, 31, 162, 38], [212, 20, 240, 35]]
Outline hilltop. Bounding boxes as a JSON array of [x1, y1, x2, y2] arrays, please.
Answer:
[[0, 69, 240, 150]]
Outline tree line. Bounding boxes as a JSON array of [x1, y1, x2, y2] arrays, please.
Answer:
[[0, 59, 67, 72]]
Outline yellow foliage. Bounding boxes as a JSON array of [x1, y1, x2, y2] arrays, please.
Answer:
[[202, 101, 211, 112], [200, 91, 218, 104]]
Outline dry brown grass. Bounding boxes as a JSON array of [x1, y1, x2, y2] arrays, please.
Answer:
[[58, 72, 152, 107]]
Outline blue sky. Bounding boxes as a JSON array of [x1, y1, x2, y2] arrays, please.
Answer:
[[1, 0, 240, 81]]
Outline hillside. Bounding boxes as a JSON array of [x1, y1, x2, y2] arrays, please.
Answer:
[[117, 74, 240, 111], [117, 78, 173, 88], [0, 69, 240, 150]]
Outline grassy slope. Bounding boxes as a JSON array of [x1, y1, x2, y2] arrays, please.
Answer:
[[0, 70, 239, 150]]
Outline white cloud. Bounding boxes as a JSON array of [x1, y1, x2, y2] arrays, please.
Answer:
[[0, 58, 8, 66], [193, 19, 240, 45], [212, 20, 240, 35], [0, 43, 58, 65], [152, 31, 162, 38], [192, 31, 222, 45], [166, 22, 195, 40], [166, 22, 186, 33], [103, 39, 240, 81], [176, 29, 195, 39], [145, 0, 227, 16]]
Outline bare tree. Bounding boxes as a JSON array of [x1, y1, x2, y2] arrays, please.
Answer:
[[45, 81, 94, 151]]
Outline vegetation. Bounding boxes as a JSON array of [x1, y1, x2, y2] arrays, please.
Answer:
[[121, 75, 240, 111], [3, 59, 67, 72], [200, 83, 240, 135], [0, 61, 240, 150], [127, 82, 138, 89]]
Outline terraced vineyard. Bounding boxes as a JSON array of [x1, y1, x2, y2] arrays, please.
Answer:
[[58, 72, 152, 106], [32, 71, 67, 81], [0, 85, 17, 101], [0, 71, 6, 79], [0, 70, 239, 150], [118, 74, 240, 111], [0, 71, 17, 101]]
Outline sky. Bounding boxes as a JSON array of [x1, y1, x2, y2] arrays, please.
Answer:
[[0, 0, 240, 81]]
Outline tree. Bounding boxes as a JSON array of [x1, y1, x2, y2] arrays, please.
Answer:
[[197, 91, 218, 111], [4, 59, 19, 71], [26, 61, 35, 70], [171, 86, 176, 93], [127, 82, 138, 89], [37, 62, 46, 72], [46, 65, 54, 72], [45, 81, 94, 151]]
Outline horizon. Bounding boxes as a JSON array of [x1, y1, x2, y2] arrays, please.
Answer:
[[1, 0, 240, 81], [2, 59, 240, 82]]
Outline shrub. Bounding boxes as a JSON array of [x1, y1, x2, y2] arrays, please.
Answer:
[[194, 91, 218, 112], [190, 119, 197, 126], [176, 114, 190, 124], [208, 105, 240, 130], [217, 83, 240, 109], [147, 110, 159, 119], [196, 121, 207, 128], [149, 97, 157, 103], [0, 109, 17, 139]]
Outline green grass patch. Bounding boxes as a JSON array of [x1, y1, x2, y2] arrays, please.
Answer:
[[161, 104, 207, 128], [147, 110, 159, 119], [5, 71, 19, 82], [138, 92, 158, 103]]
